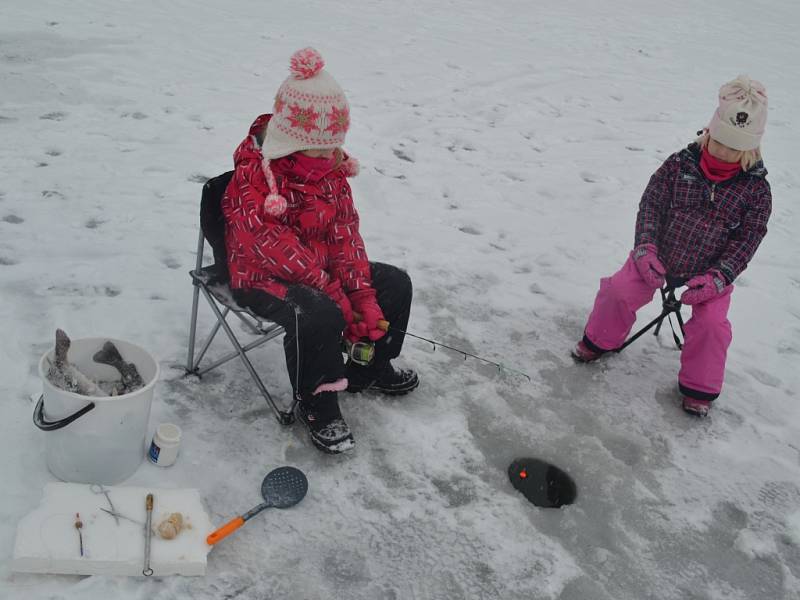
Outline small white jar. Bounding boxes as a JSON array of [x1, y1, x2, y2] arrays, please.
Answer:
[[148, 423, 182, 467]]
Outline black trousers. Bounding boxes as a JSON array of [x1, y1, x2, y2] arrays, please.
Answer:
[[232, 262, 412, 397]]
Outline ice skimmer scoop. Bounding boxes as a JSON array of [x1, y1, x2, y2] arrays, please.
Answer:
[[206, 466, 308, 545]]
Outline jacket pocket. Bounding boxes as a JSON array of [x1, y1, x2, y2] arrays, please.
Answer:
[[670, 174, 706, 209]]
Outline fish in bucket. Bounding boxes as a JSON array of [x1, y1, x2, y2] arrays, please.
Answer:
[[35, 330, 160, 484]]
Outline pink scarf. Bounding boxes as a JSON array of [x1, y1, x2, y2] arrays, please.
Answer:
[[700, 147, 741, 183], [272, 153, 339, 183]]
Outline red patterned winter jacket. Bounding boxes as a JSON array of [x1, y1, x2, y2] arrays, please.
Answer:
[[221, 114, 372, 300], [634, 143, 771, 284]]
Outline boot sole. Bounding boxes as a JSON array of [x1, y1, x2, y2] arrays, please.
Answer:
[[570, 350, 602, 364], [682, 405, 710, 417], [309, 434, 355, 454]]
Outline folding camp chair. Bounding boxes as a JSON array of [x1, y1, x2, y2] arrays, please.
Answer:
[[615, 275, 686, 353], [186, 171, 296, 425]]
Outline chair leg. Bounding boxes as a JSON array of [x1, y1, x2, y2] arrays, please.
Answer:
[[186, 283, 202, 373], [192, 310, 227, 372], [616, 287, 684, 352], [196, 330, 277, 375], [199, 286, 294, 425]]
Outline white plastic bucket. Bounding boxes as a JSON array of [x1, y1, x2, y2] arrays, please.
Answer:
[[34, 337, 160, 485]]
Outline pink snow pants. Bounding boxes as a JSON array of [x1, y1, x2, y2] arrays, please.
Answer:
[[583, 255, 733, 400]]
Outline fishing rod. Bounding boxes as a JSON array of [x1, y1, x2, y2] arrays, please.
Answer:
[[351, 315, 532, 381]]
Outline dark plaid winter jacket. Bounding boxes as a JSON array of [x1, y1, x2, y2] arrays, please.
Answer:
[[634, 143, 771, 284], [221, 114, 372, 300]]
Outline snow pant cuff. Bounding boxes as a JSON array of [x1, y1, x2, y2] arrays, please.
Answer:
[[679, 382, 719, 402], [582, 333, 610, 354]]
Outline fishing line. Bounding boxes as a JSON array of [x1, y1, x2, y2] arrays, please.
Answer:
[[388, 325, 532, 381]]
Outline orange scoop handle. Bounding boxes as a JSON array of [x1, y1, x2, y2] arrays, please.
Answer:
[[352, 312, 389, 332], [206, 516, 245, 545]]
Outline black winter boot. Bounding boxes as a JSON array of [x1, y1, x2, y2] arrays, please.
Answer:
[[346, 361, 419, 396], [294, 391, 355, 454]]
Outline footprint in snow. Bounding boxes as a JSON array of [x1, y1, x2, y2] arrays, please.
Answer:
[[744, 367, 781, 388], [529, 283, 546, 295], [161, 256, 181, 269], [758, 481, 800, 509], [3, 214, 24, 224], [39, 112, 67, 121], [373, 167, 406, 180], [0, 256, 19, 266], [188, 174, 211, 183], [392, 148, 414, 163], [41, 190, 65, 199], [581, 172, 600, 183], [458, 225, 481, 235], [46, 284, 121, 297], [85, 218, 105, 229], [502, 171, 526, 182], [45, 149, 62, 157]]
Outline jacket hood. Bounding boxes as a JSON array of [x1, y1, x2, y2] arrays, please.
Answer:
[[232, 114, 272, 167], [232, 114, 358, 182]]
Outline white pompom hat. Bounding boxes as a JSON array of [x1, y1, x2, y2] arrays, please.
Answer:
[[262, 48, 350, 160], [257, 48, 352, 216], [708, 75, 768, 151]]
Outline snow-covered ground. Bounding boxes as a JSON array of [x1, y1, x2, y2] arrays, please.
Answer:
[[2, 0, 799, 598]]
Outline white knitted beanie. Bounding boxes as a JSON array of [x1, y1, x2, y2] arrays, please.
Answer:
[[708, 75, 768, 151], [262, 48, 349, 160]]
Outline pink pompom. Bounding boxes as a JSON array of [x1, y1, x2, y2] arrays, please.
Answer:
[[289, 47, 325, 80], [264, 193, 287, 216], [341, 157, 359, 177]]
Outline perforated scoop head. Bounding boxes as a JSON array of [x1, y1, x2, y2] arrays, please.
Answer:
[[261, 466, 308, 508]]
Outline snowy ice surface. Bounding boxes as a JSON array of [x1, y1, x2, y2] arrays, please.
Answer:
[[1, 0, 799, 599]]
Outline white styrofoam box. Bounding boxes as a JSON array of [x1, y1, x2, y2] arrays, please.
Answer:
[[13, 482, 213, 576]]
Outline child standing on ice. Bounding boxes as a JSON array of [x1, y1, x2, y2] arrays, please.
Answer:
[[573, 76, 771, 417], [222, 48, 418, 453]]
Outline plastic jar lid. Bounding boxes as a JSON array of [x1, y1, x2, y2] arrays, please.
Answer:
[[156, 423, 181, 445]]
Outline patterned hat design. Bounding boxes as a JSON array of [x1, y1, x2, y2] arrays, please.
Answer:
[[258, 48, 350, 216], [262, 48, 350, 160]]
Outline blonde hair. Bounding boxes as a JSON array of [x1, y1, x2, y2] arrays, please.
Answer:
[[696, 130, 762, 171]]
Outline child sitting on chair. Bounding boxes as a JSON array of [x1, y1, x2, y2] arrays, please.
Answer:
[[222, 48, 418, 453], [573, 76, 772, 417]]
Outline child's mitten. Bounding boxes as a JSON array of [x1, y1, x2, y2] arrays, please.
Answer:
[[349, 289, 386, 342], [632, 243, 666, 289], [680, 271, 727, 305], [324, 280, 354, 325]]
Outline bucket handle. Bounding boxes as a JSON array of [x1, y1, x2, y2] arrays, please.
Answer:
[[33, 394, 96, 431]]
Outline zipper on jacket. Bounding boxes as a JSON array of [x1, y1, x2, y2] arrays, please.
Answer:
[[710, 183, 716, 203]]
